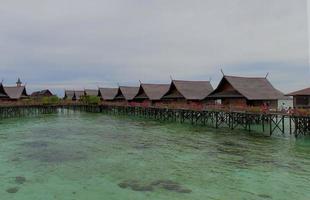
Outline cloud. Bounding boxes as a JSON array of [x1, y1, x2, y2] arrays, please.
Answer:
[[0, 0, 308, 96]]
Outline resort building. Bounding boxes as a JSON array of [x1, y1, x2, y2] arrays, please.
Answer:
[[207, 75, 285, 109], [64, 90, 75, 100], [31, 90, 54, 98], [84, 89, 99, 97], [2, 78, 29, 100], [98, 87, 125, 105], [161, 80, 214, 109], [286, 87, 310, 108], [114, 86, 139, 106], [132, 83, 170, 107]]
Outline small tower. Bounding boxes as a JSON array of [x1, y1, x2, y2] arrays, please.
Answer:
[[16, 78, 22, 87]]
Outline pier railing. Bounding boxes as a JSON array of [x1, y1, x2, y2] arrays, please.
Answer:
[[97, 105, 310, 137], [0, 103, 309, 137]]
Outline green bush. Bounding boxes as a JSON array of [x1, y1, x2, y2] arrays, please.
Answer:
[[41, 96, 60, 105], [80, 95, 100, 105]]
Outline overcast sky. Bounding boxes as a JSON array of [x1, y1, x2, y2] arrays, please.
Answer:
[[0, 0, 309, 96]]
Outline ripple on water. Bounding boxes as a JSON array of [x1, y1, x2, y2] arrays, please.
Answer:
[[20, 141, 50, 148]]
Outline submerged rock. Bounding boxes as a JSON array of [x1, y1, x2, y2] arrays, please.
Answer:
[[6, 187, 18, 193], [153, 180, 192, 193], [118, 180, 153, 192], [118, 179, 191, 193], [258, 194, 272, 199], [118, 182, 129, 189], [15, 176, 26, 184], [131, 184, 153, 192]]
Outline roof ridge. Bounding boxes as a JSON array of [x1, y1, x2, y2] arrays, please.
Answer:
[[225, 75, 266, 79], [173, 79, 211, 83], [142, 83, 170, 86]]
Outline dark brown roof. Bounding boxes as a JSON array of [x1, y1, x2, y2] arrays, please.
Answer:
[[163, 80, 213, 100], [31, 89, 53, 97], [3, 86, 28, 99], [286, 87, 310, 96], [135, 84, 170, 100], [209, 76, 285, 100], [119, 86, 139, 100], [74, 91, 85, 100], [85, 89, 98, 96], [0, 83, 8, 98], [99, 88, 119, 100]]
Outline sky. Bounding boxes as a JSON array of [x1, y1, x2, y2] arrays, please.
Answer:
[[0, 0, 309, 96]]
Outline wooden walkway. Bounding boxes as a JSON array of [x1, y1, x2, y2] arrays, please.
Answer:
[[98, 105, 310, 137], [0, 104, 309, 137]]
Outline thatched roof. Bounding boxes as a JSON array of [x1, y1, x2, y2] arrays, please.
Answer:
[[85, 89, 98, 96], [31, 89, 53, 97], [74, 91, 85, 100], [163, 80, 213, 100], [287, 87, 310, 96], [209, 76, 285, 100], [135, 84, 170, 100], [3, 86, 28, 99], [119, 86, 139, 100], [99, 88, 119, 100]]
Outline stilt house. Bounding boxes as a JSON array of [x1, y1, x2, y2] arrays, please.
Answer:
[[161, 80, 213, 109], [207, 75, 285, 109], [286, 87, 310, 108], [133, 83, 170, 107]]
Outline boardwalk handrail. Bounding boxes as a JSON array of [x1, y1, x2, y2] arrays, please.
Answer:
[[0, 104, 309, 137]]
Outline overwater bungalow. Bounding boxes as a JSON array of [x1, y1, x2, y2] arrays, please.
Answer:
[[64, 90, 75, 100], [98, 87, 125, 105], [114, 86, 139, 106], [207, 75, 285, 109], [2, 79, 29, 101], [160, 80, 214, 109], [31, 90, 54, 98], [84, 89, 99, 97], [286, 87, 310, 108], [132, 83, 170, 107]]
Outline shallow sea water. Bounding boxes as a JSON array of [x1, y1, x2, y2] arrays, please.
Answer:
[[0, 112, 309, 200]]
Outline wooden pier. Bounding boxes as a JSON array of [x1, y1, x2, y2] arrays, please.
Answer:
[[0, 104, 309, 137], [98, 105, 310, 137]]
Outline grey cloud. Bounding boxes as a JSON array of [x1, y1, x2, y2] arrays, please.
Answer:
[[0, 0, 308, 96]]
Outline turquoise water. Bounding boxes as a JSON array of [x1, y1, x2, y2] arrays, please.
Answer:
[[0, 112, 309, 200]]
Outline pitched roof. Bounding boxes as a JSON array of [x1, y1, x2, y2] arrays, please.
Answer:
[[163, 80, 213, 100], [74, 91, 85, 100], [286, 87, 310, 96], [3, 86, 28, 99], [209, 75, 285, 100], [119, 86, 139, 100], [85, 89, 98, 96], [135, 84, 170, 100], [31, 89, 53, 97], [99, 88, 119, 100]]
